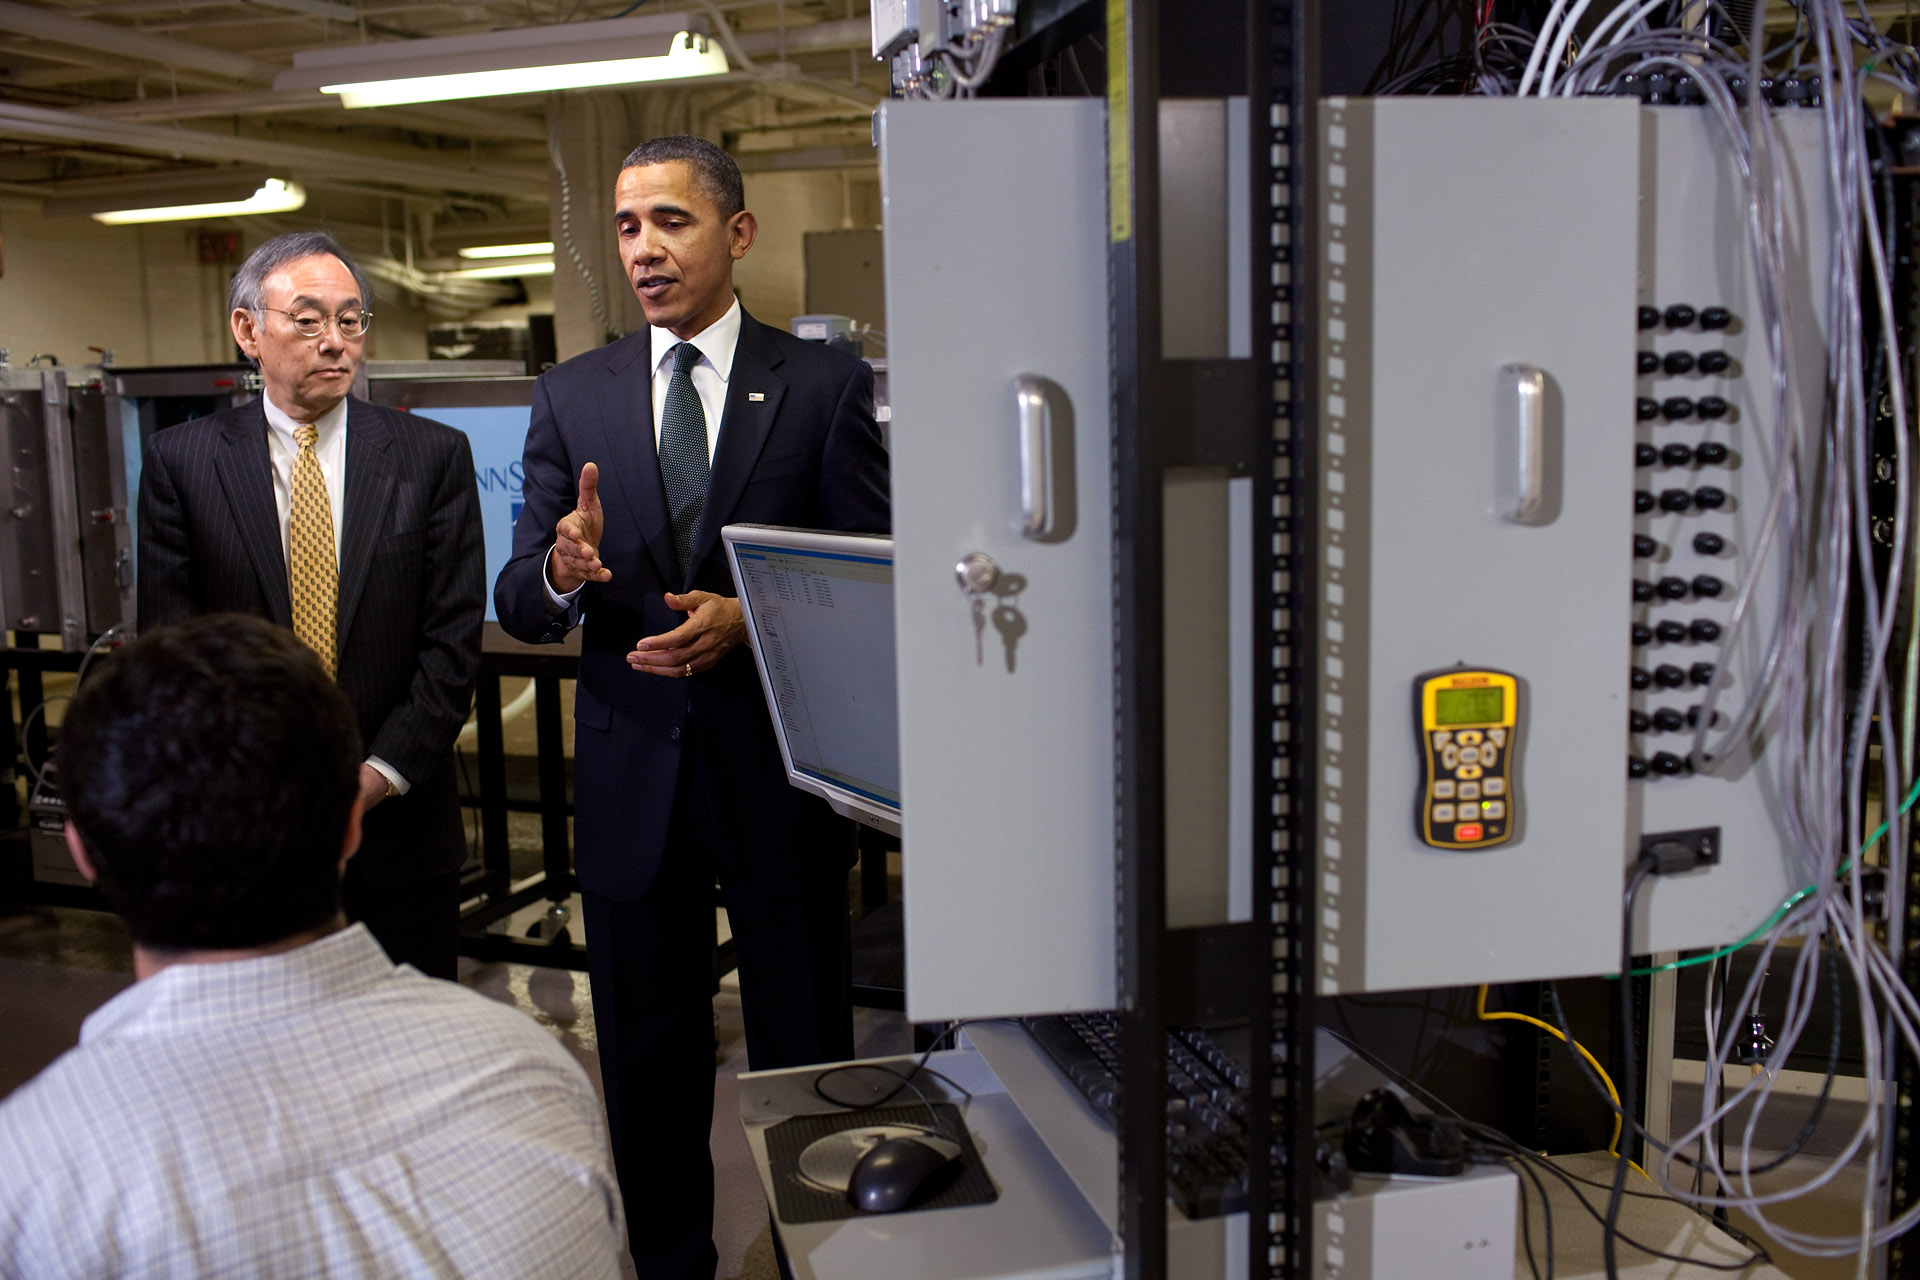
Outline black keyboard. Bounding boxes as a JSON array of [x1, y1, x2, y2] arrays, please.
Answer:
[[1023, 1012, 1252, 1218]]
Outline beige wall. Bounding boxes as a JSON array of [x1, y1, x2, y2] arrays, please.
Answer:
[[0, 202, 443, 369], [0, 203, 240, 369], [2, 158, 859, 373], [375, 287, 432, 362], [735, 169, 881, 333], [545, 96, 881, 362]]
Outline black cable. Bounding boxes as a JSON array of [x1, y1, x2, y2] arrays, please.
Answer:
[[806, 1020, 985, 1140], [1474, 1138, 1554, 1280], [1539, 981, 1700, 1191], [1470, 1122, 1772, 1272], [1605, 859, 1656, 1279], [1324, 1025, 1772, 1269], [1547, 931, 1845, 1180]]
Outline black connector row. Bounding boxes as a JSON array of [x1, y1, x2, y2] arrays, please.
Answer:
[[1613, 73, 1821, 108], [1639, 349, 1733, 376], [1634, 533, 1728, 560], [1633, 618, 1723, 645], [1637, 396, 1729, 421], [1629, 751, 1696, 779], [1631, 703, 1716, 733], [1636, 442, 1731, 467], [1638, 304, 1733, 332], [1632, 574, 1725, 602], [1634, 488, 1727, 514]]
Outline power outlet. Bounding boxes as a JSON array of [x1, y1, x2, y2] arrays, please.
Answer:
[[1639, 826, 1721, 875]]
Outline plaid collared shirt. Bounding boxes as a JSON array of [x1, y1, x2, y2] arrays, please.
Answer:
[[0, 925, 623, 1278]]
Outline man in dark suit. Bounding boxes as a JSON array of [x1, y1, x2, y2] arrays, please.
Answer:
[[138, 230, 485, 981], [494, 136, 888, 1279]]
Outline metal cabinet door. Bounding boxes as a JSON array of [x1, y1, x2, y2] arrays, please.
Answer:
[[1315, 98, 1641, 992], [880, 99, 1116, 1020]]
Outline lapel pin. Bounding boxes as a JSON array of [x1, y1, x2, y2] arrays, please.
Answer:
[[748, 392, 766, 402]]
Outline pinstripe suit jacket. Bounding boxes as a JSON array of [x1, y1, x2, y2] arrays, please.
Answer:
[[136, 397, 486, 885]]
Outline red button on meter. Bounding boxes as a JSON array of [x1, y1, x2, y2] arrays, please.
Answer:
[[1455, 823, 1484, 841]]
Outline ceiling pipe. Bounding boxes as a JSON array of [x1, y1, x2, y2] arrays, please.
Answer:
[[0, 0, 279, 83], [733, 16, 869, 57], [4, 9, 872, 106], [77, 90, 551, 142], [734, 143, 876, 173], [0, 100, 548, 200]]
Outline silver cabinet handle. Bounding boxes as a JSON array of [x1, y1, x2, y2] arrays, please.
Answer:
[[1498, 363, 1548, 525], [1015, 373, 1074, 542]]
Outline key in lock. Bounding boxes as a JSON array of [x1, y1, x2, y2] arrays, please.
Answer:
[[956, 553, 999, 666], [991, 602, 1027, 673]]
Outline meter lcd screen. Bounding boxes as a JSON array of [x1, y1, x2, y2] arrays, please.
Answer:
[[1434, 686, 1503, 726]]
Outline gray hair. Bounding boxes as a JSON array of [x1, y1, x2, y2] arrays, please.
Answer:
[[620, 135, 744, 219], [228, 231, 373, 315]]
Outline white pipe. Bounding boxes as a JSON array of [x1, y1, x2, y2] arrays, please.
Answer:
[[0, 0, 278, 83]]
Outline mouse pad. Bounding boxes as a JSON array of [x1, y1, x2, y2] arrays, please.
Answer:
[[765, 1103, 998, 1224]]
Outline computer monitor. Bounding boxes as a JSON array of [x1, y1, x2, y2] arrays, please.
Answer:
[[363, 373, 535, 624], [722, 525, 901, 836]]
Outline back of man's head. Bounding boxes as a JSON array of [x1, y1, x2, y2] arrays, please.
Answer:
[[60, 614, 363, 951]]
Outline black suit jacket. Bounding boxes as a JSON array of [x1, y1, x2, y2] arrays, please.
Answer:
[[494, 311, 890, 902], [137, 397, 486, 885]]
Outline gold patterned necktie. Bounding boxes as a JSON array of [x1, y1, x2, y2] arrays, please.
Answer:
[[288, 423, 338, 678]]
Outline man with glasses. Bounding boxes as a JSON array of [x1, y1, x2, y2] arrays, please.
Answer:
[[137, 230, 485, 979]]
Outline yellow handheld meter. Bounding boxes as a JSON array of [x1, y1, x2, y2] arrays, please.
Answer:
[[1415, 667, 1519, 850]]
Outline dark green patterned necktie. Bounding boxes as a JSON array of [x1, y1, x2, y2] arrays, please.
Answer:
[[658, 341, 709, 582]]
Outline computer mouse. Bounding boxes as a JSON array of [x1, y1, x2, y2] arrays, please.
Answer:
[[846, 1133, 963, 1214]]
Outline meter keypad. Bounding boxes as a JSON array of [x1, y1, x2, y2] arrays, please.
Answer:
[[1416, 668, 1518, 849]]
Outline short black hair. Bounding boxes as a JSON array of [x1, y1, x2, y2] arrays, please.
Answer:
[[59, 614, 363, 951], [620, 134, 745, 219]]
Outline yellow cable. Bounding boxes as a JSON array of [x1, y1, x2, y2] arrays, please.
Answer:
[[1475, 985, 1651, 1181]]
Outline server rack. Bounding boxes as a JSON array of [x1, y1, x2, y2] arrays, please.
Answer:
[[1099, 2, 1320, 1275]]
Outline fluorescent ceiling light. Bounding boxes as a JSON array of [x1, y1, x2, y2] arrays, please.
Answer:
[[446, 259, 556, 279], [329, 40, 725, 107], [91, 178, 306, 225], [276, 14, 725, 108], [458, 241, 556, 259]]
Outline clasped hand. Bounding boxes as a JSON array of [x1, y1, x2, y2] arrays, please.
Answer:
[[629, 591, 745, 677]]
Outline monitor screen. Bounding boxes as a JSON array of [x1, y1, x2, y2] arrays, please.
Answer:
[[410, 404, 532, 624], [725, 528, 900, 832], [362, 377, 536, 626]]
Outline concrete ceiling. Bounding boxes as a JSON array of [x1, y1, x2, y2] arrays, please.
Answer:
[[0, 0, 885, 246]]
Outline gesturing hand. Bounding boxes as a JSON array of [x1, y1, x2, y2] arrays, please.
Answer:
[[548, 462, 612, 594]]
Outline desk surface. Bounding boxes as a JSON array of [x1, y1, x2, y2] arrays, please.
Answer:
[[743, 1040, 1793, 1280], [1528, 1153, 1790, 1280], [739, 1050, 1113, 1280]]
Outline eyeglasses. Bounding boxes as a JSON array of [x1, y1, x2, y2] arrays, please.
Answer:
[[257, 307, 372, 340]]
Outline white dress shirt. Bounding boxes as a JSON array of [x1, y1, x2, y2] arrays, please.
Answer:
[[545, 296, 743, 612], [646, 294, 739, 464], [262, 392, 405, 793], [0, 925, 625, 1280], [262, 390, 347, 565]]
